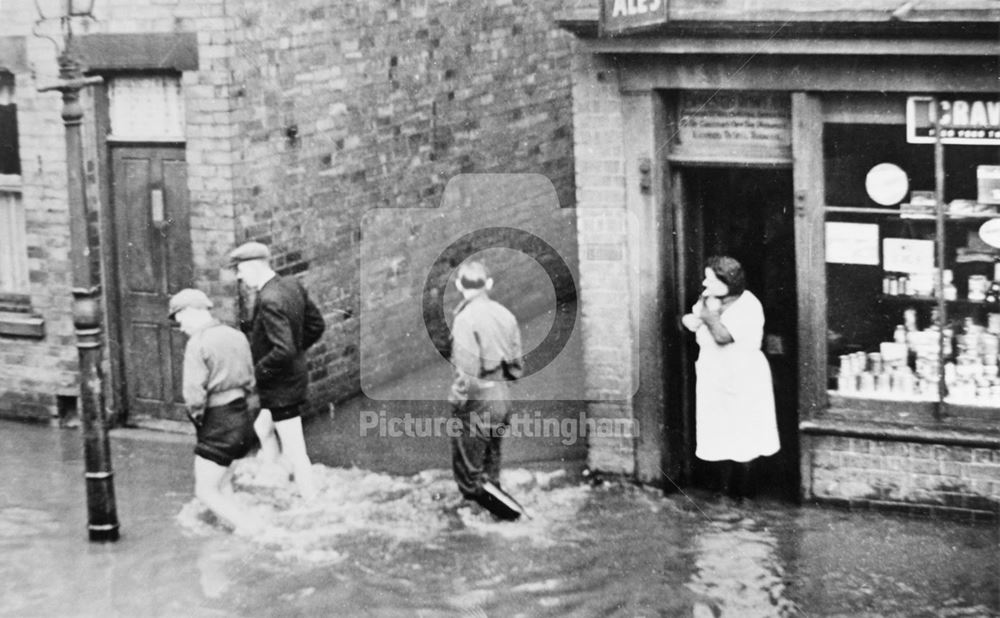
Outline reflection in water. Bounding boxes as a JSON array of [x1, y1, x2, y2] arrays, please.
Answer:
[[686, 518, 797, 617]]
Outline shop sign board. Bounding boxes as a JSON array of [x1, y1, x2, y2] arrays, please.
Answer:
[[599, 0, 669, 36], [671, 91, 791, 164], [906, 96, 1000, 145]]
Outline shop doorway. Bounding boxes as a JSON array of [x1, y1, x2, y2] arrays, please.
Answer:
[[669, 167, 799, 501]]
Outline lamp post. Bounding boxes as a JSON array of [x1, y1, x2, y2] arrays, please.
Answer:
[[35, 0, 120, 542]]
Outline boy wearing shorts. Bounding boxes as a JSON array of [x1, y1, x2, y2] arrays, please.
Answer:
[[170, 288, 263, 534]]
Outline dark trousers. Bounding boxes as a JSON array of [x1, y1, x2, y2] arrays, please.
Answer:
[[450, 383, 510, 498]]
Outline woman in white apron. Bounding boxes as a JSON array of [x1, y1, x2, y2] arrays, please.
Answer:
[[682, 255, 780, 499]]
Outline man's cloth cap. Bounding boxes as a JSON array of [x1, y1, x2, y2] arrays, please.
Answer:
[[168, 288, 213, 317], [228, 241, 271, 266]]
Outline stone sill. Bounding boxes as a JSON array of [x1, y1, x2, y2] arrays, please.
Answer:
[[821, 393, 1000, 436], [801, 417, 1000, 448], [0, 311, 44, 339]]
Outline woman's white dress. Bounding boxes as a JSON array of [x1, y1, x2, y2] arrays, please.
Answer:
[[694, 290, 780, 463]]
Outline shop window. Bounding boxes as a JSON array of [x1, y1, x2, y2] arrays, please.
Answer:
[[824, 106, 1000, 424], [0, 72, 27, 295]]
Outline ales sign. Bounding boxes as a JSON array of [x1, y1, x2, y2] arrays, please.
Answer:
[[907, 96, 1000, 145], [600, 0, 669, 35]]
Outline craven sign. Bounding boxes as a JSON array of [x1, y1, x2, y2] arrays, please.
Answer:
[[600, 0, 669, 35], [907, 96, 1000, 145]]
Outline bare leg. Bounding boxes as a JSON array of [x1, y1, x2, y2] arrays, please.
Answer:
[[219, 464, 235, 496], [194, 456, 263, 534], [273, 416, 317, 500], [253, 408, 282, 464]]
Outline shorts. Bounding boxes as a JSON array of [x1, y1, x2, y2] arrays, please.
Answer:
[[268, 401, 304, 423], [194, 398, 256, 467]]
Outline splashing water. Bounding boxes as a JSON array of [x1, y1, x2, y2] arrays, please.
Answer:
[[176, 457, 589, 565]]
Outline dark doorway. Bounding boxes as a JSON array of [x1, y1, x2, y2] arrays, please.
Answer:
[[669, 167, 799, 501]]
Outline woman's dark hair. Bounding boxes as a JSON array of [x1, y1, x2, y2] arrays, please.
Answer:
[[705, 255, 746, 296]]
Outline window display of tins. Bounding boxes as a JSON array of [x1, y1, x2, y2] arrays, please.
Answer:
[[822, 117, 1000, 417]]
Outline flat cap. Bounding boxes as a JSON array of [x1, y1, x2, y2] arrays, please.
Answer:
[[228, 241, 271, 266], [168, 288, 213, 317]]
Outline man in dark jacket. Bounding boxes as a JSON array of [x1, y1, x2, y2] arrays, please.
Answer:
[[229, 241, 325, 500]]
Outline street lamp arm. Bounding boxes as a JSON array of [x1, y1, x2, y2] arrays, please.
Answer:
[[38, 75, 104, 93]]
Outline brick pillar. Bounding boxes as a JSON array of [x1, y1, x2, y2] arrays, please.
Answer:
[[571, 52, 636, 475]]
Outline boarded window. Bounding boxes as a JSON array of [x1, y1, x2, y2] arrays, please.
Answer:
[[108, 74, 185, 141]]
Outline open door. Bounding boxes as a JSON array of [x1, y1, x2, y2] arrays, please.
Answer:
[[669, 166, 800, 500]]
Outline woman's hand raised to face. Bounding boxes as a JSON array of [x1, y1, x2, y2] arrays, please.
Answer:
[[681, 313, 702, 332]]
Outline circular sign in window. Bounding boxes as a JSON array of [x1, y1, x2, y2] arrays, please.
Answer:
[[865, 163, 909, 206], [979, 218, 1000, 249]]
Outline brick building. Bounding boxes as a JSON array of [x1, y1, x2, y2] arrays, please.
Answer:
[[558, 0, 1000, 517], [0, 1, 577, 426]]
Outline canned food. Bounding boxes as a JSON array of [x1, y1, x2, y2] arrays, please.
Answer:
[[859, 372, 876, 393], [969, 275, 989, 301], [874, 373, 892, 393], [837, 372, 857, 393], [868, 352, 884, 375], [989, 313, 1000, 335], [979, 334, 999, 357]]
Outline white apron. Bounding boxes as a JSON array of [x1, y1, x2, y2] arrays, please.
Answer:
[[694, 291, 780, 462]]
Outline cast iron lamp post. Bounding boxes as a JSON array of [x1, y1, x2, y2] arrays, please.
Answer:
[[35, 0, 120, 542]]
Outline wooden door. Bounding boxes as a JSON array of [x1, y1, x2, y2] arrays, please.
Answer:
[[111, 144, 191, 422]]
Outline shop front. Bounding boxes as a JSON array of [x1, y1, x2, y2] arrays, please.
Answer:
[[558, 1, 1000, 516]]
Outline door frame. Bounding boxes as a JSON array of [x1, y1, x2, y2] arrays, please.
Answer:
[[107, 141, 190, 423], [94, 75, 193, 425], [665, 161, 800, 497]]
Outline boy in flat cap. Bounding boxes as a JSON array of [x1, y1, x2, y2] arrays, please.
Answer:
[[229, 241, 326, 501], [169, 288, 262, 534]]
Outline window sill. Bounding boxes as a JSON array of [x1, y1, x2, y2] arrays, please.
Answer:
[[819, 392, 1000, 435], [0, 311, 45, 339], [801, 417, 1000, 447]]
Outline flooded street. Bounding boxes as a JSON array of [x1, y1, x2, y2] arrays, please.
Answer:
[[1, 419, 997, 617]]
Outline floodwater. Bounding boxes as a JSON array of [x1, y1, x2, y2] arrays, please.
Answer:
[[1, 420, 997, 617]]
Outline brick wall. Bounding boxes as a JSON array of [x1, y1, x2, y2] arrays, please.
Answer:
[[570, 52, 636, 474], [0, 0, 239, 422], [0, 0, 577, 421], [224, 0, 578, 407], [808, 435, 1000, 518], [0, 3, 87, 422]]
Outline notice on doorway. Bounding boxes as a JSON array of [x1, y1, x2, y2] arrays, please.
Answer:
[[671, 91, 791, 164], [825, 222, 880, 266]]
